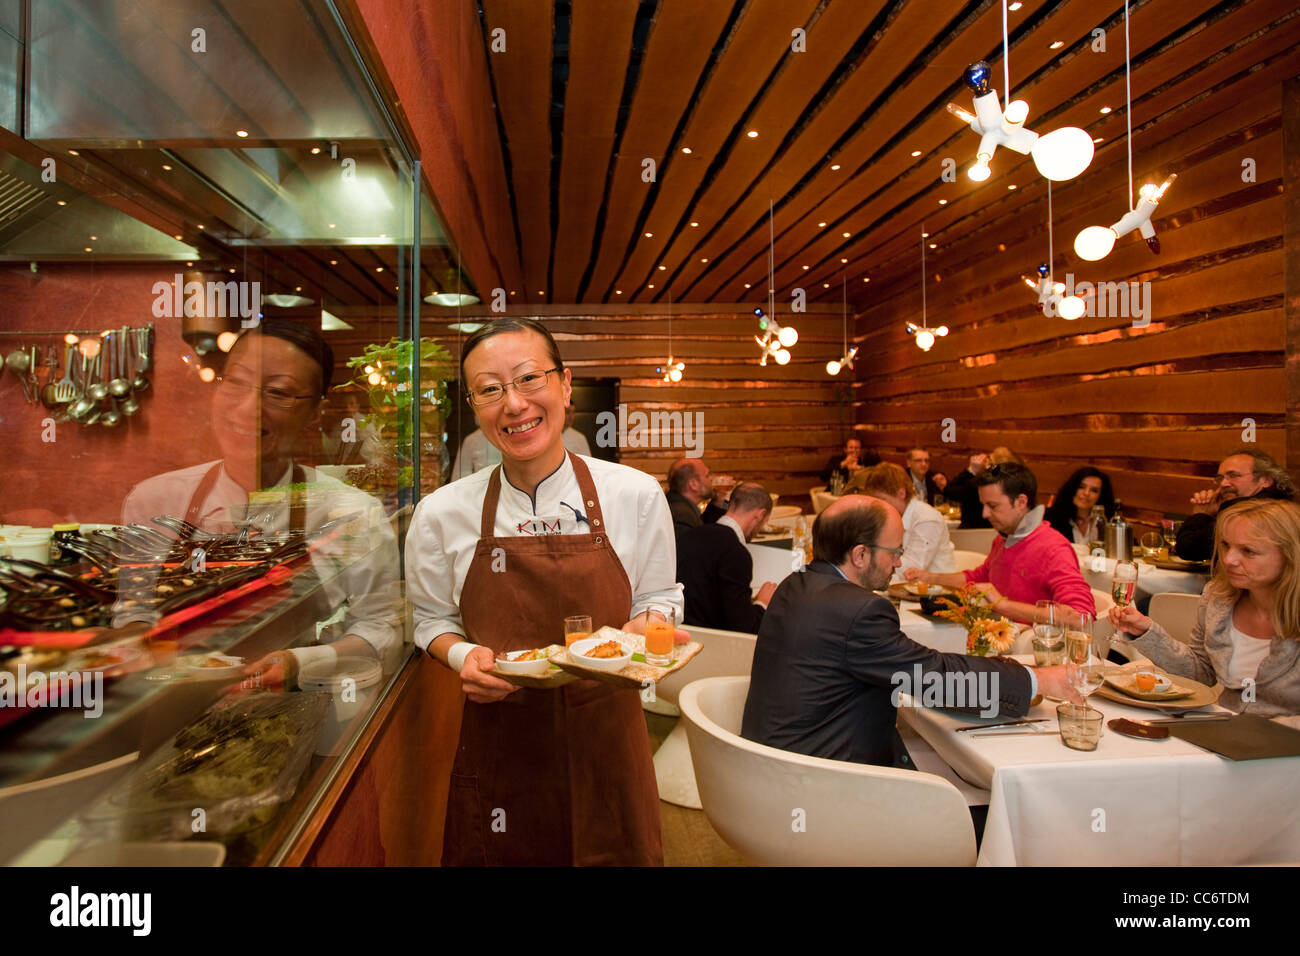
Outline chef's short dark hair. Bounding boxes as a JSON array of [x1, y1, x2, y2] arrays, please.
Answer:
[[728, 483, 772, 517], [235, 319, 333, 399], [813, 498, 889, 565], [460, 318, 564, 381], [977, 462, 1037, 506]]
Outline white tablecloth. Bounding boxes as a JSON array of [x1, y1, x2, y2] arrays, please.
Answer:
[[747, 539, 798, 590], [1078, 552, 1208, 601], [898, 606, 968, 654], [899, 661, 1300, 866]]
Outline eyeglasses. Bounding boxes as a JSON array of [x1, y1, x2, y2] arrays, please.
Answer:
[[1217, 470, 1255, 482], [869, 544, 905, 559], [466, 367, 561, 407], [214, 376, 317, 408]]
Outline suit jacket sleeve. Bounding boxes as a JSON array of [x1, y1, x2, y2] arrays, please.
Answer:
[[701, 501, 727, 525], [1175, 513, 1215, 562], [844, 597, 1033, 717], [718, 539, 765, 633]]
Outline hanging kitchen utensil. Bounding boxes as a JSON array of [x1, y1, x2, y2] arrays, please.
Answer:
[[52, 343, 78, 403]]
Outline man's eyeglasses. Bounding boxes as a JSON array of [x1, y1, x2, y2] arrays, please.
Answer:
[[1217, 470, 1255, 482], [215, 376, 317, 409], [869, 544, 905, 559], [466, 367, 561, 407]]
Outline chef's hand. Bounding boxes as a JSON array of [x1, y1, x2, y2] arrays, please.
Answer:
[[236, 651, 296, 692], [461, 645, 519, 703], [1189, 488, 1219, 515], [1108, 604, 1153, 638], [622, 612, 690, 645]]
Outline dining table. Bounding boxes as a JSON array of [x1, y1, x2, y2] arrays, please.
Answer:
[[898, 656, 1300, 866], [1077, 550, 1209, 601]]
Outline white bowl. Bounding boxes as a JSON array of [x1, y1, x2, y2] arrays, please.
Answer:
[[7, 538, 51, 562], [183, 653, 245, 678], [493, 648, 554, 676], [567, 636, 633, 672]]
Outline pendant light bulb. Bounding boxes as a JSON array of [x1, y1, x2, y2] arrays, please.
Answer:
[[1058, 295, 1087, 320], [826, 359, 841, 376], [934, 325, 949, 337], [669, 367, 683, 382], [774, 348, 791, 366], [968, 155, 992, 182], [778, 325, 799, 348], [963, 60, 993, 96], [1003, 99, 1029, 127], [1030, 126, 1094, 181], [1074, 225, 1117, 261], [915, 329, 936, 351]]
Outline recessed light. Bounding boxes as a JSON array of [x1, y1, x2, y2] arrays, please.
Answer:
[[56, 200, 66, 206], [236, 129, 249, 137], [830, 164, 841, 171], [803, 265, 810, 270], [939, 199, 948, 205], [645, 232, 653, 238], [648, 284, 655, 289], [929, 243, 937, 249], [68, 149, 79, 156], [823, 283, 830, 288], [910, 150, 922, 157], [1049, 40, 1064, 50], [690, 221, 700, 227], [186, 261, 193, 267], [161, 164, 172, 171], [174, 234, 182, 240], [862, 277, 870, 282], [89, 235, 97, 240], [328, 223, 336, 229], [1093, 136, 1104, 143], [746, 130, 759, 138], [376, 266, 384, 272], [681, 147, 692, 154], [83, 246, 91, 252], [1100, 106, 1112, 114], [1008, 184, 1017, 190], [921, 231, 930, 238], [537, 290, 544, 295], [840, 258, 848, 263], [1009, 1, 1022, 10], [197, 224, 204, 230], [616, 290, 623, 294], [329, 259, 338, 265], [229, 268, 236, 274], [744, 283, 752, 288], [658, 265, 666, 271], [311, 146, 321, 154], [818, 222, 828, 228], [842, 231, 851, 238], [700, 258, 708, 263]]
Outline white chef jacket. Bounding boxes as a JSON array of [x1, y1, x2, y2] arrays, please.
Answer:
[[120, 460, 401, 661], [892, 496, 958, 583], [406, 453, 684, 652]]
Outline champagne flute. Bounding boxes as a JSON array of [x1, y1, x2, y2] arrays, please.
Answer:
[[1162, 519, 1182, 556], [1111, 560, 1138, 608], [1032, 600, 1065, 666], [1066, 613, 1108, 699]]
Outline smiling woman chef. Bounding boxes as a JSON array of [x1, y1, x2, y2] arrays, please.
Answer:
[[406, 318, 685, 866]]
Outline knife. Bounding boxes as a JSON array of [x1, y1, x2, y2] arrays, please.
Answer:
[[955, 718, 1047, 733], [969, 729, 1060, 739]]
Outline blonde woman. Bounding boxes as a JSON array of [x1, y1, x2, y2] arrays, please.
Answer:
[[1109, 497, 1300, 722]]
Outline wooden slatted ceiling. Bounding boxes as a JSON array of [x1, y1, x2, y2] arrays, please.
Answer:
[[549, 2, 639, 302], [849, 32, 1292, 529], [606, 0, 824, 301], [578, 0, 736, 304], [481, 0, 554, 299], [789, 0, 1290, 302]]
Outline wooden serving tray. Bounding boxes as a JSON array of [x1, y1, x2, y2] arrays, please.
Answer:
[[493, 631, 703, 690]]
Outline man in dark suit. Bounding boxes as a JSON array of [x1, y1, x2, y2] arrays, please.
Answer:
[[665, 458, 727, 537], [906, 447, 942, 505], [676, 483, 779, 633], [742, 496, 1076, 768]]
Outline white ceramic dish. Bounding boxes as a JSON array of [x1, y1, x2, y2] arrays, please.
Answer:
[[566, 636, 633, 672], [183, 653, 245, 678], [493, 648, 555, 676]]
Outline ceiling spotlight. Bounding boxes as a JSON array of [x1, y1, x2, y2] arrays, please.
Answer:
[[946, 60, 1093, 183], [1050, 40, 1064, 50], [818, 222, 827, 228], [236, 129, 249, 138], [1009, 1, 1023, 9], [1075, 174, 1177, 260], [747, 130, 759, 138], [830, 164, 841, 171], [1100, 106, 1112, 114], [842, 232, 851, 238], [645, 232, 653, 238], [911, 150, 923, 157], [690, 221, 700, 227], [681, 147, 692, 154]]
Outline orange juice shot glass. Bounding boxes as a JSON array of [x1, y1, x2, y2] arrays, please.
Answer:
[[564, 615, 592, 648], [644, 608, 677, 666]]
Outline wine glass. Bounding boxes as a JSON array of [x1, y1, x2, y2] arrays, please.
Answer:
[[1066, 613, 1110, 699], [1162, 519, 1182, 556], [1032, 600, 1066, 666], [1139, 531, 1163, 561], [1111, 560, 1138, 609]]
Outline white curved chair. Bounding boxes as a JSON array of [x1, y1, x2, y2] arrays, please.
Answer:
[[649, 626, 757, 808], [810, 488, 838, 514], [1149, 592, 1201, 645], [949, 528, 997, 553], [951, 549, 985, 572], [679, 676, 976, 866]]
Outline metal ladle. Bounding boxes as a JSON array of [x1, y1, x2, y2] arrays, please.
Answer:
[[68, 354, 97, 421], [130, 327, 151, 392], [86, 345, 109, 402], [5, 346, 32, 401], [108, 330, 131, 397]]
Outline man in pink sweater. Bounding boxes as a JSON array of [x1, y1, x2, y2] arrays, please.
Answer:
[[905, 463, 1095, 626]]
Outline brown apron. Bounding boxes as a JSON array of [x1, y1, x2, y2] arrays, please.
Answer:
[[442, 452, 663, 866], [184, 462, 307, 533]]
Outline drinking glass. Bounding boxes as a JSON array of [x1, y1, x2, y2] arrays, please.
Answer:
[[1057, 703, 1104, 751], [1139, 531, 1163, 560], [1162, 519, 1182, 556], [1111, 560, 1138, 608], [564, 614, 592, 648], [1031, 600, 1066, 666], [644, 608, 677, 666], [1065, 613, 1109, 700]]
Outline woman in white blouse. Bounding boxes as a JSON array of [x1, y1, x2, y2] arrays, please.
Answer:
[[1109, 497, 1300, 721], [405, 317, 684, 866]]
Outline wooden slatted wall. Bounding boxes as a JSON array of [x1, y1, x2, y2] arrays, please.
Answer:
[[852, 32, 1297, 530]]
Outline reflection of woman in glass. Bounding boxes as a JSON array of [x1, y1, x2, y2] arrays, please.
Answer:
[[1110, 498, 1300, 723], [1044, 467, 1116, 545], [406, 317, 683, 866]]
